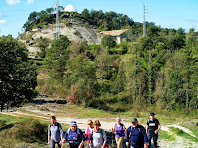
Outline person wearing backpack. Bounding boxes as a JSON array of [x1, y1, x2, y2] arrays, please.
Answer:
[[48, 116, 64, 148], [85, 120, 94, 148], [62, 121, 85, 148], [146, 113, 161, 148], [112, 117, 126, 148], [126, 118, 148, 148], [89, 120, 107, 148]]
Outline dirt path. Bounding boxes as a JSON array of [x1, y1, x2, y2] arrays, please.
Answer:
[[1, 105, 197, 148]]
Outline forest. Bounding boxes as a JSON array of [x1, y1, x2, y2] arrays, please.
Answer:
[[1, 8, 198, 115]]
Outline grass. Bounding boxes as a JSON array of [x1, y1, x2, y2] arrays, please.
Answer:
[[169, 127, 198, 143], [181, 122, 198, 138], [0, 114, 69, 148], [158, 130, 176, 141]]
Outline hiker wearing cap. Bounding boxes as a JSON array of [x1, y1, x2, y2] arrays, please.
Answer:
[[48, 116, 64, 148], [146, 113, 160, 148], [89, 120, 107, 148], [126, 118, 148, 148], [62, 121, 85, 148], [112, 117, 126, 148], [85, 120, 94, 148]]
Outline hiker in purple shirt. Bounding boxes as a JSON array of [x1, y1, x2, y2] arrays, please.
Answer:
[[112, 117, 127, 148]]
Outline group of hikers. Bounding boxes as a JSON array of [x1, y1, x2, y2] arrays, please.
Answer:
[[48, 113, 161, 148]]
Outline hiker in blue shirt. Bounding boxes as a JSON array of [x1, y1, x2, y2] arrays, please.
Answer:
[[146, 113, 161, 148], [126, 118, 148, 148], [62, 121, 85, 148], [48, 116, 64, 148]]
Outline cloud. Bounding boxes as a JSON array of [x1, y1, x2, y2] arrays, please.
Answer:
[[27, 0, 35, 4], [5, 0, 20, 5], [0, 20, 6, 24]]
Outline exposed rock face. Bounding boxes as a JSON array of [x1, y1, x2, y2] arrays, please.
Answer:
[[18, 19, 102, 58]]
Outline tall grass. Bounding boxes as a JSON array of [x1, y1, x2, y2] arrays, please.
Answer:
[[169, 127, 198, 143]]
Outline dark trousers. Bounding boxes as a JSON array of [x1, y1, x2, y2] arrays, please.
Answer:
[[148, 133, 158, 148], [51, 139, 61, 148]]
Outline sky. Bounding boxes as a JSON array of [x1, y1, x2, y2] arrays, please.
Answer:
[[0, 0, 198, 38]]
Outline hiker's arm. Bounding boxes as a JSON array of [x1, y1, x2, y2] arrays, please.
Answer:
[[126, 127, 130, 147], [84, 128, 88, 138], [78, 129, 85, 148], [146, 125, 149, 134], [78, 140, 84, 148], [144, 144, 148, 148], [48, 136, 51, 144], [88, 132, 93, 147], [62, 130, 67, 143], [59, 124, 64, 139], [112, 126, 115, 132], [123, 125, 127, 131], [155, 124, 161, 134], [48, 125, 51, 144], [142, 128, 149, 147], [101, 141, 106, 148], [102, 130, 107, 148]]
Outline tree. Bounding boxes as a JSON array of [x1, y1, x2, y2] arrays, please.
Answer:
[[0, 35, 37, 111], [101, 35, 116, 49], [45, 35, 70, 83], [81, 9, 90, 20], [37, 37, 50, 58], [65, 55, 97, 107]]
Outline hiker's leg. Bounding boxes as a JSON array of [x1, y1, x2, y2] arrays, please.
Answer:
[[115, 137, 119, 146], [116, 136, 124, 148], [50, 139, 55, 148], [147, 133, 152, 148], [153, 134, 158, 148], [119, 136, 124, 148]]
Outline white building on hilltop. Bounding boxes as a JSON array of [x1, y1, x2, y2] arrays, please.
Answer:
[[64, 4, 76, 12]]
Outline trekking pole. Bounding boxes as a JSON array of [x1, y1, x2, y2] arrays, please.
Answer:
[[112, 131, 115, 148]]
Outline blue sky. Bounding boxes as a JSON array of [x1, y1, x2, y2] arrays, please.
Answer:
[[0, 0, 198, 38]]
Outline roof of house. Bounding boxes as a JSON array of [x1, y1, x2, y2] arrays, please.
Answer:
[[100, 29, 129, 36]]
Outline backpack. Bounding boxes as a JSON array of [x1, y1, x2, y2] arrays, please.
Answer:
[[91, 129, 109, 148], [67, 128, 80, 135], [49, 122, 61, 134], [67, 128, 84, 148]]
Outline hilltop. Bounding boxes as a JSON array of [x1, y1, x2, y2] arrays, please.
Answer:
[[18, 18, 102, 58]]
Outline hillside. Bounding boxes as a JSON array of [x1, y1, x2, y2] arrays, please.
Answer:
[[18, 18, 102, 58]]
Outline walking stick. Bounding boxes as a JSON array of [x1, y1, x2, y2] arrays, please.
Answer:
[[112, 131, 115, 148]]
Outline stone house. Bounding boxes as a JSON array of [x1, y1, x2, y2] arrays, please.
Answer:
[[100, 29, 129, 44]]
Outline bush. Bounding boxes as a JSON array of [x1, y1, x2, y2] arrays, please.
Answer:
[[13, 119, 48, 143]]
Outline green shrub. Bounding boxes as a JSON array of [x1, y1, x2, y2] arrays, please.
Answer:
[[13, 119, 48, 143]]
